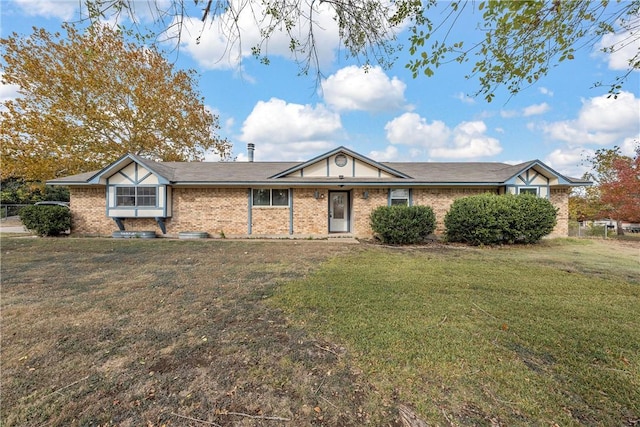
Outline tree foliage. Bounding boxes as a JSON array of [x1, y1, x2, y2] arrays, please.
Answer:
[[584, 144, 640, 224], [82, 0, 640, 100], [568, 190, 606, 222], [1, 23, 230, 182], [1, 179, 69, 205]]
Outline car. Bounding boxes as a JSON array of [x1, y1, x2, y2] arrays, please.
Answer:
[[34, 201, 70, 208]]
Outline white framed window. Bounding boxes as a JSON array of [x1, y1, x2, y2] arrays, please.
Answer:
[[389, 188, 410, 206], [252, 189, 289, 206], [518, 187, 538, 196], [116, 187, 157, 207]]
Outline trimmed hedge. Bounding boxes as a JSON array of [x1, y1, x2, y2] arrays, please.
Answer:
[[19, 205, 71, 236], [444, 193, 557, 245], [370, 205, 436, 244]]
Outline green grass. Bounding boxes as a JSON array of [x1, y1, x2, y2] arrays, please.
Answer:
[[1, 236, 638, 426], [273, 239, 640, 425]]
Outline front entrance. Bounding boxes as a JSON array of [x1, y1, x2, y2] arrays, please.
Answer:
[[329, 191, 349, 232]]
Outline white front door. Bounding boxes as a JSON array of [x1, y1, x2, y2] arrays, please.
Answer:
[[329, 191, 349, 232]]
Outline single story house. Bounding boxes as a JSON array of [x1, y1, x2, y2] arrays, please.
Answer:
[[47, 145, 590, 238]]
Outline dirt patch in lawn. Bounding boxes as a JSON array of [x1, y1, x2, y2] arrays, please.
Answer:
[[1, 238, 399, 426]]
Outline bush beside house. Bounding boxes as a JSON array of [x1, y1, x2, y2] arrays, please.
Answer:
[[370, 205, 436, 244], [19, 205, 71, 236], [444, 193, 557, 245]]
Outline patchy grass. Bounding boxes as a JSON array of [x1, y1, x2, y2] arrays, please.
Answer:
[[1, 238, 381, 426], [273, 239, 640, 426], [2, 237, 638, 426]]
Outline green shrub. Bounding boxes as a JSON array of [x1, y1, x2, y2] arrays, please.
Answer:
[[444, 193, 557, 245], [19, 205, 71, 236], [370, 205, 436, 244]]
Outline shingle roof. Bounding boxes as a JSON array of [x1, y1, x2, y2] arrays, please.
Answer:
[[48, 158, 589, 186]]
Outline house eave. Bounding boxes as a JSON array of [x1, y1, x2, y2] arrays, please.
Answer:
[[170, 181, 508, 187]]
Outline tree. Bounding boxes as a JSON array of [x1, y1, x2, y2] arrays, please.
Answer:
[[82, 0, 640, 100], [584, 143, 640, 233], [599, 145, 640, 223], [568, 189, 606, 222], [1, 179, 70, 205], [1, 23, 230, 183]]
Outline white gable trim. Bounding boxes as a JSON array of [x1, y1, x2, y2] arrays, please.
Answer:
[[87, 153, 171, 185], [270, 146, 412, 179], [504, 160, 573, 186]]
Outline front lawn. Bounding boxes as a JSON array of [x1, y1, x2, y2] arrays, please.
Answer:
[[273, 239, 640, 426], [1, 237, 638, 426]]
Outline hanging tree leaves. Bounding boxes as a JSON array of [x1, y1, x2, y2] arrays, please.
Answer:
[[80, 0, 640, 101], [1, 23, 231, 182]]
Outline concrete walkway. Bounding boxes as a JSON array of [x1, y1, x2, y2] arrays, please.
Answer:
[[0, 217, 29, 234]]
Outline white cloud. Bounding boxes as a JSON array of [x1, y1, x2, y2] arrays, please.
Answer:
[[321, 66, 407, 112], [368, 145, 400, 161], [522, 102, 550, 117], [12, 0, 78, 20], [430, 121, 502, 159], [171, 1, 340, 72], [541, 91, 640, 146], [238, 98, 342, 160], [545, 138, 639, 179], [595, 20, 640, 71], [501, 102, 550, 118], [384, 113, 501, 159], [500, 109, 518, 118], [539, 87, 554, 97], [544, 147, 594, 178], [11, 0, 178, 30], [385, 113, 450, 148], [454, 92, 475, 105], [620, 137, 640, 157]]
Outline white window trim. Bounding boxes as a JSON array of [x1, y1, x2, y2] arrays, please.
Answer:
[[389, 188, 411, 206], [115, 186, 158, 207]]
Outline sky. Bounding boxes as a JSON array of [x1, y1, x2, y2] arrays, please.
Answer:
[[1, 0, 639, 178]]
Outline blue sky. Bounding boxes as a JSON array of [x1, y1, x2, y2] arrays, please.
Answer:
[[1, 0, 639, 178]]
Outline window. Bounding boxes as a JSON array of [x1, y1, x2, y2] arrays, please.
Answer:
[[252, 189, 289, 206], [390, 189, 410, 206], [116, 187, 136, 206], [272, 189, 289, 206], [518, 187, 538, 196], [116, 187, 157, 207]]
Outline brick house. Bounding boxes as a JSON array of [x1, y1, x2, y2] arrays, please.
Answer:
[[47, 146, 590, 238]]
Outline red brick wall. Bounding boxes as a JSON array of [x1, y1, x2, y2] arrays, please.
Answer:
[[69, 186, 572, 238], [550, 188, 570, 237], [292, 189, 328, 235], [70, 187, 112, 235]]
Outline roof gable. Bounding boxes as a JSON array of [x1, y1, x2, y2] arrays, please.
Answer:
[[87, 153, 172, 185], [270, 146, 412, 179], [503, 160, 576, 186]]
